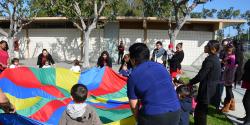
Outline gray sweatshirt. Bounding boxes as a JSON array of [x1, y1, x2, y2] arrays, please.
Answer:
[[59, 103, 102, 125]]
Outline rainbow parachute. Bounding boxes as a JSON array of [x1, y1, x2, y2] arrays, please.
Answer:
[[0, 67, 135, 125]]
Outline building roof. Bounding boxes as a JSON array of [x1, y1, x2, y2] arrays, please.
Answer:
[[0, 16, 246, 29]]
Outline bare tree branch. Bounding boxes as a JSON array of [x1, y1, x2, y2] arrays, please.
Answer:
[[73, 21, 83, 31], [89, 0, 106, 31], [73, 1, 86, 30]]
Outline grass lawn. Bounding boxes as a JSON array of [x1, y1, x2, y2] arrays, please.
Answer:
[[189, 106, 233, 125]]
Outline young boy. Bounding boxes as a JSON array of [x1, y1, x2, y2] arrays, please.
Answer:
[[176, 85, 192, 125], [59, 84, 102, 125]]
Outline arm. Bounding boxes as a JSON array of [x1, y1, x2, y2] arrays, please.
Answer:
[[37, 54, 41, 66], [49, 54, 55, 65], [0, 89, 15, 113], [189, 58, 212, 85], [127, 76, 139, 120], [58, 111, 67, 125], [129, 99, 140, 120], [90, 106, 103, 125]]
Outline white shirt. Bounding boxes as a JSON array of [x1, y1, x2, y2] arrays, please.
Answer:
[[9, 64, 18, 68], [42, 65, 51, 68], [70, 65, 81, 72]]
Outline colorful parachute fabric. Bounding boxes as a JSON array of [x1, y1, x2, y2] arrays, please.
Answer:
[[0, 67, 135, 125]]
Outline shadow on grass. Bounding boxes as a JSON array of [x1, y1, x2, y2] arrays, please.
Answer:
[[189, 106, 233, 125]]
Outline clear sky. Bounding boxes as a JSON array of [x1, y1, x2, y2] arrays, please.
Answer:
[[192, 0, 250, 36]]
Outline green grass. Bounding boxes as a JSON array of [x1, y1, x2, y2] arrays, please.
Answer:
[[189, 106, 233, 125]]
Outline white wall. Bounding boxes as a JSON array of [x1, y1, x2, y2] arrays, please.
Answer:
[[1, 27, 213, 65]]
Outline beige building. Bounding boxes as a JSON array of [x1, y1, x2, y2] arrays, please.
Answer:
[[0, 17, 246, 65]]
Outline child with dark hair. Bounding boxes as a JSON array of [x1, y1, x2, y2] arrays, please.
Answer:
[[70, 59, 82, 72], [176, 85, 192, 125], [169, 42, 184, 78], [119, 54, 133, 77], [9, 58, 20, 68], [189, 40, 221, 125], [151, 41, 167, 67], [221, 43, 237, 112], [97, 51, 112, 68], [59, 84, 102, 125]]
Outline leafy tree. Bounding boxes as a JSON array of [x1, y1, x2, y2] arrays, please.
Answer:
[[0, 0, 42, 58], [54, 0, 112, 67]]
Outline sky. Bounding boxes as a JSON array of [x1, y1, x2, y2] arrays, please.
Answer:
[[193, 0, 250, 37]]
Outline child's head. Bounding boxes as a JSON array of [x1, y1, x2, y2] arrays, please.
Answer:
[[73, 59, 80, 66], [176, 43, 183, 52], [123, 54, 130, 63], [71, 84, 88, 103], [11, 58, 19, 65], [176, 85, 190, 99], [204, 40, 220, 55], [45, 61, 50, 65], [226, 43, 234, 55]]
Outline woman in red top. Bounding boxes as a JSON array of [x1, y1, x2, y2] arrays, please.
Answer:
[[0, 40, 9, 73]]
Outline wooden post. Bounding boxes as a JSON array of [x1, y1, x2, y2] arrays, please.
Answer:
[[143, 19, 147, 43]]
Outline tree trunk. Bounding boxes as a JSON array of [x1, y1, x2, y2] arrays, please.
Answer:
[[80, 31, 84, 61], [7, 37, 14, 60], [83, 31, 90, 68]]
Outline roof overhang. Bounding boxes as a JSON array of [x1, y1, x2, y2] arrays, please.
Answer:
[[0, 16, 246, 29]]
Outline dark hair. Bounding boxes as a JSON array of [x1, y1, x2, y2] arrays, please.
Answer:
[[97, 51, 111, 67], [177, 42, 183, 48], [42, 49, 48, 52], [221, 38, 232, 45], [129, 43, 150, 65], [71, 84, 88, 103], [73, 59, 80, 66], [156, 41, 162, 46], [207, 40, 220, 54], [11, 58, 19, 64], [0, 40, 9, 51], [176, 85, 190, 97]]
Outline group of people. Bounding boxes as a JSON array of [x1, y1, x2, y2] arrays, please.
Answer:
[[1, 38, 250, 125]]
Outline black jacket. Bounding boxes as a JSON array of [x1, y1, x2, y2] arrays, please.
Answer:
[[242, 59, 250, 83], [169, 50, 184, 71], [151, 48, 167, 67], [190, 54, 221, 104], [37, 53, 55, 68]]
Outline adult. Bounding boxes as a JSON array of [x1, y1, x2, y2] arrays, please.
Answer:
[[189, 40, 221, 125], [241, 59, 250, 125], [127, 43, 181, 125], [97, 51, 112, 68], [0, 89, 15, 113], [233, 40, 244, 88], [211, 39, 230, 110], [151, 41, 167, 67], [117, 41, 125, 64], [37, 49, 55, 68], [0, 40, 9, 73], [169, 43, 184, 78]]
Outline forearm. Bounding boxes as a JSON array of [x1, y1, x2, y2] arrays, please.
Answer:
[[129, 99, 139, 120]]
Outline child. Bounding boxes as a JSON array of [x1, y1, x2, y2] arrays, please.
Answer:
[[70, 59, 81, 72], [176, 85, 192, 125], [221, 43, 237, 112], [119, 54, 132, 77], [42, 61, 51, 68], [59, 84, 102, 125], [9, 58, 20, 68]]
